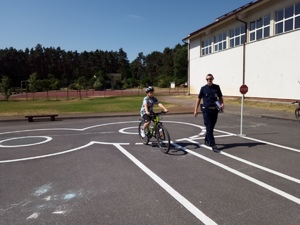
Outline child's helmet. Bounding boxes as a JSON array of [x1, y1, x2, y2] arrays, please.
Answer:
[[145, 86, 154, 93]]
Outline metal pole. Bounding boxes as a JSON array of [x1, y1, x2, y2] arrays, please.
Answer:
[[240, 41, 246, 136], [236, 15, 247, 137], [240, 95, 244, 135]]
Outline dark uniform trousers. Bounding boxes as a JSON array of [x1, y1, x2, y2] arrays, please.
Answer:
[[202, 108, 219, 146]]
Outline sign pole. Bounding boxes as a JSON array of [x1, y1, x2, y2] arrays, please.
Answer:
[[239, 85, 248, 136], [240, 94, 244, 136]]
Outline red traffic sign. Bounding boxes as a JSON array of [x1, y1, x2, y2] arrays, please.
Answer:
[[240, 84, 248, 95]]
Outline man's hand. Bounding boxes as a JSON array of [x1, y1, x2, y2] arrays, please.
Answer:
[[194, 110, 198, 117]]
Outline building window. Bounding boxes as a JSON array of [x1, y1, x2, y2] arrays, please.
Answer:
[[201, 38, 212, 56], [249, 15, 270, 41], [229, 25, 246, 48], [214, 32, 227, 52], [275, 2, 300, 34]]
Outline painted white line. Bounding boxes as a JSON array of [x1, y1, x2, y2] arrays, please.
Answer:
[[114, 144, 217, 225], [0, 141, 129, 164], [239, 135, 300, 153], [0, 136, 52, 148], [119, 126, 137, 135], [172, 143, 300, 205], [177, 134, 234, 142], [220, 151, 300, 184], [212, 128, 300, 153], [180, 138, 300, 184]]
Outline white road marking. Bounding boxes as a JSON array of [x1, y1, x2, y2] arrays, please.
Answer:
[[0, 136, 52, 148], [179, 137, 300, 184], [172, 143, 300, 205], [118, 126, 137, 135], [0, 141, 129, 164], [114, 143, 217, 225]]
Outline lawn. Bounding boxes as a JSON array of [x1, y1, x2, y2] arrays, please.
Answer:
[[0, 96, 145, 116]]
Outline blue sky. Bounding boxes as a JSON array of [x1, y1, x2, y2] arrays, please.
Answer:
[[0, 0, 252, 62]]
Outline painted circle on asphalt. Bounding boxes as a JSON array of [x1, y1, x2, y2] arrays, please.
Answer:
[[0, 120, 203, 163], [0, 136, 52, 148], [119, 127, 137, 135]]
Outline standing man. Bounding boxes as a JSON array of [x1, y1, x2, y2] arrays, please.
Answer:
[[194, 74, 224, 153]]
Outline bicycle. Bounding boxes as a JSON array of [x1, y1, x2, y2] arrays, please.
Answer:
[[292, 101, 300, 122], [138, 111, 171, 153]]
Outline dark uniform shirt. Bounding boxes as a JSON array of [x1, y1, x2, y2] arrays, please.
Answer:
[[198, 84, 223, 108]]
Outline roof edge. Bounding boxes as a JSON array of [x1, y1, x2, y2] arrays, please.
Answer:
[[183, 0, 264, 41]]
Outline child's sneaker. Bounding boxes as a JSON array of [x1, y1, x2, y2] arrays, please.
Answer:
[[141, 129, 145, 137]]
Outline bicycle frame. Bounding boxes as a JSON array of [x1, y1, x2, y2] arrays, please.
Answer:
[[139, 111, 171, 153], [145, 113, 161, 138]]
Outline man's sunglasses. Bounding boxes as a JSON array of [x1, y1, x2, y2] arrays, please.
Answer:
[[206, 78, 213, 81]]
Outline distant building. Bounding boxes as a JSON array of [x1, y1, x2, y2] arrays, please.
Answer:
[[183, 0, 300, 100]]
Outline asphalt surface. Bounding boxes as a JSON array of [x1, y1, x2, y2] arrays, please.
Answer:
[[0, 96, 299, 225]]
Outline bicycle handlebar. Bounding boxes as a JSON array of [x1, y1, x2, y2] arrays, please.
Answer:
[[150, 111, 168, 115], [292, 101, 300, 105]]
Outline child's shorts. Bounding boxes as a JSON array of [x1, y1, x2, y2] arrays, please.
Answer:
[[142, 114, 151, 122]]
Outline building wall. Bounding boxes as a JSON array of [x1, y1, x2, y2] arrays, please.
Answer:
[[188, 0, 300, 100]]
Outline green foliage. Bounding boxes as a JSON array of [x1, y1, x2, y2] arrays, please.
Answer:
[[0, 43, 187, 90], [0, 75, 12, 101], [71, 76, 89, 99], [28, 73, 39, 100], [173, 44, 188, 85]]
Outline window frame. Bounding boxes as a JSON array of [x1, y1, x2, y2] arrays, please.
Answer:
[[229, 24, 246, 48], [201, 38, 212, 56], [275, 2, 300, 34], [213, 31, 227, 52], [249, 14, 270, 42]]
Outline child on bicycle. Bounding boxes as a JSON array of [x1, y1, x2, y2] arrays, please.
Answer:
[[140, 86, 168, 137]]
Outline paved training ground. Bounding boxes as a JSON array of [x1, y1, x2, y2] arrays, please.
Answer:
[[0, 113, 299, 225]]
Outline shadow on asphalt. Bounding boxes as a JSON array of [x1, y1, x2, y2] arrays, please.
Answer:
[[218, 142, 266, 151]]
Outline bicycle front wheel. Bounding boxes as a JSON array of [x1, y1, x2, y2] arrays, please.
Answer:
[[156, 125, 170, 153], [138, 121, 149, 144], [295, 108, 300, 122]]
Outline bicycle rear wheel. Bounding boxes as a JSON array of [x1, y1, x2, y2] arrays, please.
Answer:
[[156, 125, 170, 153], [138, 121, 149, 144], [295, 108, 300, 122]]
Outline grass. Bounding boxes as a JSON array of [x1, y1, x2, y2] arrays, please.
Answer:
[[0, 96, 145, 116], [224, 97, 296, 113], [0, 95, 297, 117]]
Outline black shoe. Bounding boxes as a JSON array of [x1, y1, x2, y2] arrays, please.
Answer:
[[212, 146, 220, 153]]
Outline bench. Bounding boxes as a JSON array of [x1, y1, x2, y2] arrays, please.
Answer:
[[25, 114, 58, 122]]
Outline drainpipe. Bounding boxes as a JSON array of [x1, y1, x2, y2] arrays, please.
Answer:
[[235, 15, 247, 85], [182, 38, 190, 95], [235, 15, 248, 136]]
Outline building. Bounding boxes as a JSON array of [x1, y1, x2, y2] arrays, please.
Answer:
[[183, 0, 300, 100]]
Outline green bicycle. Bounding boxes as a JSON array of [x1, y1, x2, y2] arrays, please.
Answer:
[[138, 111, 171, 153]]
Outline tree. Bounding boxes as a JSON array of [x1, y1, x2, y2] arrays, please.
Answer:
[[130, 52, 146, 87], [49, 74, 60, 100], [72, 76, 88, 99], [40, 79, 51, 100], [93, 70, 109, 90], [173, 44, 188, 85], [0, 75, 12, 101], [28, 72, 39, 100]]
